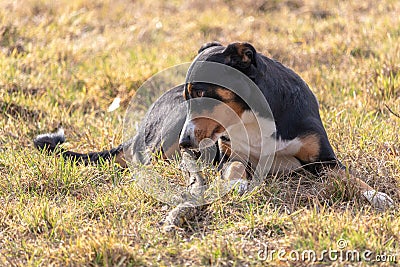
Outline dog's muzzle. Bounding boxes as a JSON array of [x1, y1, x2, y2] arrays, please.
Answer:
[[179, 120, 197, 148]]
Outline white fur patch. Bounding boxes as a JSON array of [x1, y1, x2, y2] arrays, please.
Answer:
[[275, 138, 303, 156], [226, 110, 276, 160], [226, 110, 307, 174], [229, 178, 248, 195], [363, 190, 394, 210], [35, 128, 65, 141]]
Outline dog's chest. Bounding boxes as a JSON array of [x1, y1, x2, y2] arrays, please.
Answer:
[[226, 111, 276, 160], [226, 111, 304, 169]]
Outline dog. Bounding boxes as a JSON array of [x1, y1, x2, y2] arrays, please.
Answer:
[[34, 41, 394, 210]]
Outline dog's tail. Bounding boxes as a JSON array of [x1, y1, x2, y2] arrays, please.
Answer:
[[33, 128, 126, 166]]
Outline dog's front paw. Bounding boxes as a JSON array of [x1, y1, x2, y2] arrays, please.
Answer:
[[363, 190, 394, 210], [222, 161, 248, 195], [229, 178, 248, 195]]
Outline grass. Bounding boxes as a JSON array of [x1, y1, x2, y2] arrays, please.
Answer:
[[1, 0, 399, 265]]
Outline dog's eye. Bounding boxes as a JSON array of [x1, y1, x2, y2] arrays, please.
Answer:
[[245, 50, 253, 59], [195, 90, 204, 97]]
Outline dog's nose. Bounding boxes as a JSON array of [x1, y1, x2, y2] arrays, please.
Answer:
[[179, 135, 193, 148]]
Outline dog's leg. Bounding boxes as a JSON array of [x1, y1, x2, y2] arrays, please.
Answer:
[[332, 168, 394, 210], [290, 132, 394, 210], [222, 161, 248, 195], [217, 138, 249, 194]]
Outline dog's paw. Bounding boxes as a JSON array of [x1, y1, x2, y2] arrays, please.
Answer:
[[363, 190, 394, 210], [222, 161, 248, 194], [229, 178, 248, 195]]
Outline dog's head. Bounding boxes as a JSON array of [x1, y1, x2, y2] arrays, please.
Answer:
[[179, 42, 259, 149]]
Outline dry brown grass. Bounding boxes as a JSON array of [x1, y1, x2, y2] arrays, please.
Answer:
[[0, 0, 399, 266]]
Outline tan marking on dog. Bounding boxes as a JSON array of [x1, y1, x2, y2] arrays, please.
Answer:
[[226, 101, 245, 118], [188, 101, 245, 145], [235, 43, 251, 64], [191, 117, 224, 142], [115, 150, 127, 168], [215, 87, 236, 101], [214, 87, 245, 117], [184, 83, 193, 100], [295, 134, 320, 162], [218, 138, 232, 158]]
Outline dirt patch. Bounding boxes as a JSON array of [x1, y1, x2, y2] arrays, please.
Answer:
[[5, 84, 46, 97], [0, 101, 46, 121]]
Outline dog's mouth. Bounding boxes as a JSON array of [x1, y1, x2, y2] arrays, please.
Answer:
[[181, 133, 227, 161], [219, 135, 230, 142], [210, 126, 225, 140], [181, 147, 201, 160]]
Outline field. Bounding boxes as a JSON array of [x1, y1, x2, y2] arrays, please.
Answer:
[[1, 0, 399, 266]]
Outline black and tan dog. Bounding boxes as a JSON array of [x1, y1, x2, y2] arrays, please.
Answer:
[[34, 41, 394, 209]]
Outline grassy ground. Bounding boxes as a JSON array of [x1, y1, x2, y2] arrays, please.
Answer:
[[1, 0, 399, 266]]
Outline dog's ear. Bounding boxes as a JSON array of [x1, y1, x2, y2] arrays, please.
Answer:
[[198, 41, 222, 54], [224, 42, 257, 69]]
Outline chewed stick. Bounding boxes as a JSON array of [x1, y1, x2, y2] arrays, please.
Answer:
[[162, 148, 206, 232]]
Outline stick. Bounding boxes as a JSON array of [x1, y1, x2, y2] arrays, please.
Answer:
[[385, 104, 400, 119], [162, 149, 206, 232]]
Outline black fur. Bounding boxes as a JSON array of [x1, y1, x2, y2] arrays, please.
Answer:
[[33, 41, 393, 210], [34, 42, 339, 172], [34, 128, 124, 164], [34, 85, 189, 166], [34, 128, 66, 152], [185, 42, 341, 173], [197, 41, 222, 54], [127, 85, 187, 164]]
